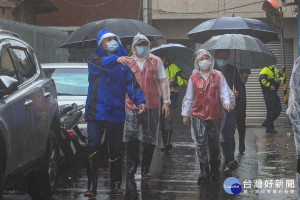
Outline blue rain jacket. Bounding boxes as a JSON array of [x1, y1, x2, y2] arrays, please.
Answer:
[[85, 29, 146, 123]]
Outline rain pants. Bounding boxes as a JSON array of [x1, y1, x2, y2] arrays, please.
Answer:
[[123, 33, 170, 145], [287, 57, 300, 198]]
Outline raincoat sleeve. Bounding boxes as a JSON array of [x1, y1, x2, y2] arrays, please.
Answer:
[[158, 59, 171, 104], [181, 78, 194, 117], [87, 54, 119, 69], [259, 67, 271, 89], [220, 74, 231, 107], [126, 68, 146, 106]]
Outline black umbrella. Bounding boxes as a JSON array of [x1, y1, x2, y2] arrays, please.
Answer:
[[59, 18, 165, 48], [150, 43, 195, 77], [187, 16, 278, 43]]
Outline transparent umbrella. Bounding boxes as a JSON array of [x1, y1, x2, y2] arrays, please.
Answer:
[[200, 34, 277, 69]]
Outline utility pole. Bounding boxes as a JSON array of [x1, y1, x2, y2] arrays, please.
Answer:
[[143, 0, 148, 23]]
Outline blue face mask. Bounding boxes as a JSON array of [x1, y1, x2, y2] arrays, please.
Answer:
[[106, 40, 119, 53], [136, 46, 148, 57], [216, 59, 228, 69]]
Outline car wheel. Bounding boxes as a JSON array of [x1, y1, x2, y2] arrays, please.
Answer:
[[0, 159, 3, 200], [27, 130, 59, 200]]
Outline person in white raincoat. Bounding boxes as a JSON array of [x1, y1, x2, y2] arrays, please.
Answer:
[[123, 33, 170, 179], [287, 57, 300, 198], [182, 49, 231, 185]]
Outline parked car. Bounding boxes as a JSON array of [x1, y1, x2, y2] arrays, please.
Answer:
[[0, 30, 60, 199], [41, 63, 88, 136]]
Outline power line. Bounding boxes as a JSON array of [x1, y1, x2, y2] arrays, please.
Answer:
[[150, 0, 265, 15], [62, 0, 113, 7]]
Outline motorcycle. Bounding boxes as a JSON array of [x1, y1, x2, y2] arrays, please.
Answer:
[[59, 103, 87, 167]]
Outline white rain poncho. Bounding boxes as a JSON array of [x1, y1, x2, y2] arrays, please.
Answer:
[[182, 49, 231, 163], [123, 33, 170, 145], [287, 57, 300, 198]]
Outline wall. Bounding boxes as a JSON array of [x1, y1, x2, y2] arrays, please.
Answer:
[[151, 0, 296, 19], [36, 0, 143, 26]]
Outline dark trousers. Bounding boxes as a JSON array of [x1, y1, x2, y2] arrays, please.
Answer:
[[87, 120, 124, 158], [221, 109, 236, 164], [236, 97, 246, 141], [263, 91, 282, 126]]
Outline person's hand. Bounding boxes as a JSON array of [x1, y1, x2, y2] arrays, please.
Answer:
[[183, 116, 189, 126], [162, 103, 170, 118], [234, 89, 239, 98], [117, 56, 130, 65], [169, 77, 175, 82], [274, 78, 280, 83], [270, 85, 276, 91], [138, 104, 146, 114], [225, 104, 231, 112]]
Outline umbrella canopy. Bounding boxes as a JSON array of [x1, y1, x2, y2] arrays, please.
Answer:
[[200, 34, 277, 69], [150, 43, 195, 77], [59, 18, 165, 48], [187, 16, 278, 43]]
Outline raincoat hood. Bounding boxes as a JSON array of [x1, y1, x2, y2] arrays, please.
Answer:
[[193, 49, 215, 74], [132, 33, 151, 59], [96, 29, 128, 57]]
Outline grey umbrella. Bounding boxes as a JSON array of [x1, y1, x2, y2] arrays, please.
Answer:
[[200, 34, 277, 69]]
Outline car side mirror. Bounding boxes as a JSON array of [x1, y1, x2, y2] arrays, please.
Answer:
[[0, 75, 18, 98]]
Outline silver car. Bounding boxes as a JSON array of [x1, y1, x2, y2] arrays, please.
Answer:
[[41, 63, 88, 136]]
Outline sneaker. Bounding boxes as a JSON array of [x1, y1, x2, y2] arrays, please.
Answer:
[[224, 160, 238, 176]]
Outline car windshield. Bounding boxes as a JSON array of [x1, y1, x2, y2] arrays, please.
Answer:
[[43, 68, 88, 96]]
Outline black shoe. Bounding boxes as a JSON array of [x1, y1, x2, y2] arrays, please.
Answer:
[[209, 160, 220, 182], [239, 140, 245, 154], [197, 164, 210, 185], [141, 167, 151, 179], [126, 141, 140, 178], [141, 143, 155, 179], [111, 181, 123, 196], [266, 129, 277, 134], [84, 152, 99, 198], [110, 156, 123, 196], [224, 160, 238, 176]]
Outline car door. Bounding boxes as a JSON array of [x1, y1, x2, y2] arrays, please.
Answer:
[[0, 40, 35, 175], [8, 39, 52, 161]]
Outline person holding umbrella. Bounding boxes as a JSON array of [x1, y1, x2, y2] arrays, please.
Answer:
[[182, 49, 231, 184], [123, 33, 170, 179], [214, 49, 242, 175], [259, 65, 283, 133], [84, 29, 146, 197], [236, 69, 251, 154], [156, 51, 187, 152]]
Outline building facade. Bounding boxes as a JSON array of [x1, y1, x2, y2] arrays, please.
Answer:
[[149, 0, 297, 125]]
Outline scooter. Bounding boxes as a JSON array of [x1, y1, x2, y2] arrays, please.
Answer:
[[59, 103, 87, 166]]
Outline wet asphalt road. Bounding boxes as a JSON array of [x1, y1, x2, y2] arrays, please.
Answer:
[[4, 123, 298, 200]]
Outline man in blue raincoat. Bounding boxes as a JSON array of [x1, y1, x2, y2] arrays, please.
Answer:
[[84, 29, 146, 197]]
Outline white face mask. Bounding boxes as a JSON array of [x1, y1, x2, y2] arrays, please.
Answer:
[[198, 59, 212, 71]]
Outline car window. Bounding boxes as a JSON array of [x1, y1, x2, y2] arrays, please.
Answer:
[[9, 48, 36, 84], [0, 48, 16, 77], [43, 68, 88, 96]]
